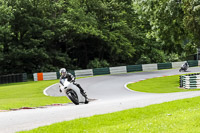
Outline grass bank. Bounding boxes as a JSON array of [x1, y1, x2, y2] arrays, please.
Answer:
[[19, 96, 200, 133], [127, 75, 200, 93], [0, 80, 70, 110]]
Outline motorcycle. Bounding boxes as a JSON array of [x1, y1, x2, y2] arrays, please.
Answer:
[[59, 78, 89, 105], [179, 63, 189, 72]]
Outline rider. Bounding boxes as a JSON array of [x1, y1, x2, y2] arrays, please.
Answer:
[[59, 68, 87, 98], [181, 61, 189, 70]]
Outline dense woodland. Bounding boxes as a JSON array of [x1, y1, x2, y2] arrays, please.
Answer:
[[0, 0, 200, 75]]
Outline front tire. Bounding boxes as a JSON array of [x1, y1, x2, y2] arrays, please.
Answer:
[[67, 90, 79, 105]]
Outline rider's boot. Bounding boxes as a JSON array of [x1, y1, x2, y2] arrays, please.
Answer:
[[85, 99, 89, 104], [75, 83, 89, 103], [80, 88, 89, 103], [76, 84, 87, 96]]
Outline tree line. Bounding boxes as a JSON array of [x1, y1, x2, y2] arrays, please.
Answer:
[[0, 0, 199, 75]]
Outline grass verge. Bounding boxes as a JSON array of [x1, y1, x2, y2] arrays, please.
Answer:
[[0, 80, 70, 110], [19, 96, 200, 133], [127, 75, 200, 93]]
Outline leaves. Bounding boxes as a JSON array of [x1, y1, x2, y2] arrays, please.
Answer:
[[1, 0, 199, 75]]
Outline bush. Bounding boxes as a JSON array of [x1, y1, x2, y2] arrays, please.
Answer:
[[87, 58, 109, 69]]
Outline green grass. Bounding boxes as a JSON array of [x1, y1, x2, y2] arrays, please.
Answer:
[[127, 75, 200, 93], [0, 80, 70, 110], [19, 96, 200, 133]]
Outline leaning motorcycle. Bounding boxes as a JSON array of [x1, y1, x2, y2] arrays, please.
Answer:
[[59, 78, 89, 105], [179, 65, 188, 72]]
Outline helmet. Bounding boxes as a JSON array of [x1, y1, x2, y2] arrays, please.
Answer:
[[59, 68, 67, 76]]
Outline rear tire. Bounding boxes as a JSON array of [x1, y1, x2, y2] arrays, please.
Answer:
[[67, 90, 79, 105]]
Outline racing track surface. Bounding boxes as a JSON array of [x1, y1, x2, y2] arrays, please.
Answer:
[[1, 67, 200, 133]]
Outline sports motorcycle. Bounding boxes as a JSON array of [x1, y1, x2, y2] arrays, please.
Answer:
[[179, 64, 189, 72], [59, 78, 89, 105]]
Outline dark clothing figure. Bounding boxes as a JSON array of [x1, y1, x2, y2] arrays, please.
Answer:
[[179, 61, 189, 72], [181, 62, 189, 70], [60, 72, 74, 84]]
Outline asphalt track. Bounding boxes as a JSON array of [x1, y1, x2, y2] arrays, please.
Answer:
[[1, 67, 200, 133]]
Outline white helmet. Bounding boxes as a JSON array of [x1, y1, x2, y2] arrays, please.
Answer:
[[59, 68, 67, 76]]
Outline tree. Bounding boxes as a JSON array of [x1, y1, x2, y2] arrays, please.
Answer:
[[2, 0, 196, 75], [182, 0, 200, 47], [0, 0, 14, 74], [134, 0, 186, 54]]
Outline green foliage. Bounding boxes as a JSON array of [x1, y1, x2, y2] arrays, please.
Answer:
[[0, 0, 199, 74], [134, 0, 186, 54], [165, 53, 181, 62], [182, 0, 200, 45], [134, 0, 200, 56], [87, 58, 109, 68]]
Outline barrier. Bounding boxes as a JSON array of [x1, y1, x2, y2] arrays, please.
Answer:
[[75, 69, 93, 77], [172, 61, 185, 68], [109, 66, 127, 74], [142, 64, 157, 71], [43, 72, 57, 80], [180, 73, 200, 89], [33, 73, 38, 81], [126, 65, 142, 72], [93, 67, 110, 76], [179, 75, 184, 87], [33, 72, 57, 81], [32, 60, 200, 81], [157, 63, 172, 70], [187, 60, 198, 67], [0, 73, 27, 84]]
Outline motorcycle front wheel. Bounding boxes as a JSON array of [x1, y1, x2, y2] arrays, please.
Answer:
[[67, 90, 79, 105]]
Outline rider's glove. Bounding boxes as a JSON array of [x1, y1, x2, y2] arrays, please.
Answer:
[[71, 78, 75, 82]]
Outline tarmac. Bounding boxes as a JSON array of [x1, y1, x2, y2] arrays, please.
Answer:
[[1, 67, 200, 133]]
